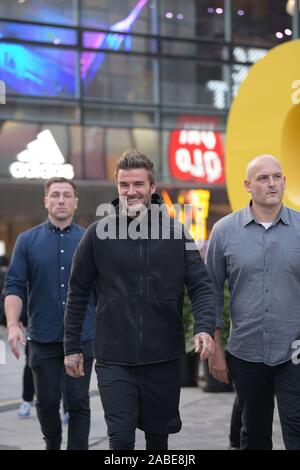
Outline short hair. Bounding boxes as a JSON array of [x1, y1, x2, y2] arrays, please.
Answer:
[[114, 148, 157, 185], [44, 177, 77, 196]]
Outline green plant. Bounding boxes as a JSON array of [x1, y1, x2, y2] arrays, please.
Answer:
[[183, 283, 231, 352], [182, 290, 195, 353]]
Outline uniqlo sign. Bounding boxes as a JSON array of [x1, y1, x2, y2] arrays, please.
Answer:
[[169, 130, 225, 184]]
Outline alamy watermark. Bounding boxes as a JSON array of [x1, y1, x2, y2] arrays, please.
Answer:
[[0, 340, 6, 365], [96, 201, 205, 250], [291, 80, 300, 104], [0, 80, 6, 104], [292, 340, 300, 365]]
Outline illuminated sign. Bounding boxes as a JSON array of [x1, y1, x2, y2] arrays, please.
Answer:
[[0, 1, 149, 97], [169, 130, 225, 184], [9, 129, 74, 179], [161, 189, 211, 243], [207, 47, 267, 109]]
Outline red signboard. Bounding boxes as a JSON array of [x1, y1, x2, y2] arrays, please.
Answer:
[[169, 129, 225, 184]]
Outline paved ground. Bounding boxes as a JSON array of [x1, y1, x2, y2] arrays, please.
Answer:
[[0, 326, 284, 450]]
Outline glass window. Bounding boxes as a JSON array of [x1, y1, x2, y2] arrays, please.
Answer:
[[162, 39, 228, 61], [82, 53, 155, 103], [132, 128, 160, 171], [83, 104, 156, 127], [83, 31, 157, 54], [0, 43, 79, 98], [161, 112, 228, 132], [0, 121, 38, 178], [0, 100, 80, 124], [83, 127, 106, 180], [87, 127, 158, 181], [105, 128, 134, 180], [81, 0, 152, 33], [0, 0, 78, 26], [232, 0, 292, 47], [160, 0, 225, 41], [69, 125, 84, 178], [161, 59, 231, 110], [0, 21, 77, 45]]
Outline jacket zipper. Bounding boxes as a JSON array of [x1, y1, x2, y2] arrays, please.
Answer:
[[139, 239, 143, 362]]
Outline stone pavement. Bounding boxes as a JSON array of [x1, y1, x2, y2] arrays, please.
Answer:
[[0, 326, 284, 450]]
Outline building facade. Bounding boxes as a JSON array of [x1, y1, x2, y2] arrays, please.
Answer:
[[0, 0, 299, 255]]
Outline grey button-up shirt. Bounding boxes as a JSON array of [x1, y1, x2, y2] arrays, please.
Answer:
[[206, 203, 300, 365]]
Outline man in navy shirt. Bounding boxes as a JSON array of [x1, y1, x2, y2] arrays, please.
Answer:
[[4, 177, 95, 450]]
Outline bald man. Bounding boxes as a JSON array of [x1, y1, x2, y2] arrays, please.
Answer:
[[206, 154, 300, 450]]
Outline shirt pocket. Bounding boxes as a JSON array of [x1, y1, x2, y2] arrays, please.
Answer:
[[284, 248, 300, 277], [225, 243, 263, 276]]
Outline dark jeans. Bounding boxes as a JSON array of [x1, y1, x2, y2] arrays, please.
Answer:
[[227, 352, 300, 450], [95, 360, 181, 450], [23, 342, 35, 402], [229, 394, 243, 449], [28, 340, 93, 450]]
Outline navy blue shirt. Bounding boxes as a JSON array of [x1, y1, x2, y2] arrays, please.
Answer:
[[5, 220, 95, 343]]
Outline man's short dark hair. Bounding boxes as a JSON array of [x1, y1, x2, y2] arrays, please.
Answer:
[[114, 149, 157, 185], [44, 177, 78, 196]]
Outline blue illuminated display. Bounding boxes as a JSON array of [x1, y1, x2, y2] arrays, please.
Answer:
[[0, 44, 77, 97], [0, 0, 149, 98], [0, 21, 77, 45]]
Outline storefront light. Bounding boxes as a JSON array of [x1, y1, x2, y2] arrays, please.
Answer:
[[9, 129, 74, 180]]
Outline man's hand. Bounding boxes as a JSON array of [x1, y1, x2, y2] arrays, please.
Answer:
[[64, 353, 84, 378], [194, 332, 215, 361], [208, 346, 229, 384], [7, 324, 26, 359]]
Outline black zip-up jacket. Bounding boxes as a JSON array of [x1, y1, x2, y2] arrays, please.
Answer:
[[64, 195, 216, 364]]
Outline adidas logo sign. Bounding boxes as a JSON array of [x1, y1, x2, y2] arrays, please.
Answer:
[[9, 129, 74, 180]]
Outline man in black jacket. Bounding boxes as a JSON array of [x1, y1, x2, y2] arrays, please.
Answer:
[[64, 149, 216, 450]]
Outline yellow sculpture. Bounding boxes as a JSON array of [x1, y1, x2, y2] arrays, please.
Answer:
[[226, 39, 300, 211]]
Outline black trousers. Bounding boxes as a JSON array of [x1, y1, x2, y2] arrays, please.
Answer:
[[28, 340, 93, 450], [229, 394, 243, 449], [23, 342, 35, 402], [95, 360, 182, 450], [227, 352, 300, 450]]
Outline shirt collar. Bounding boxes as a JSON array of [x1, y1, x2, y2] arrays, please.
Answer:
[[46, 219, 73, 233], [242, 202, 290, 227], [242, 203, 255, 226]]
